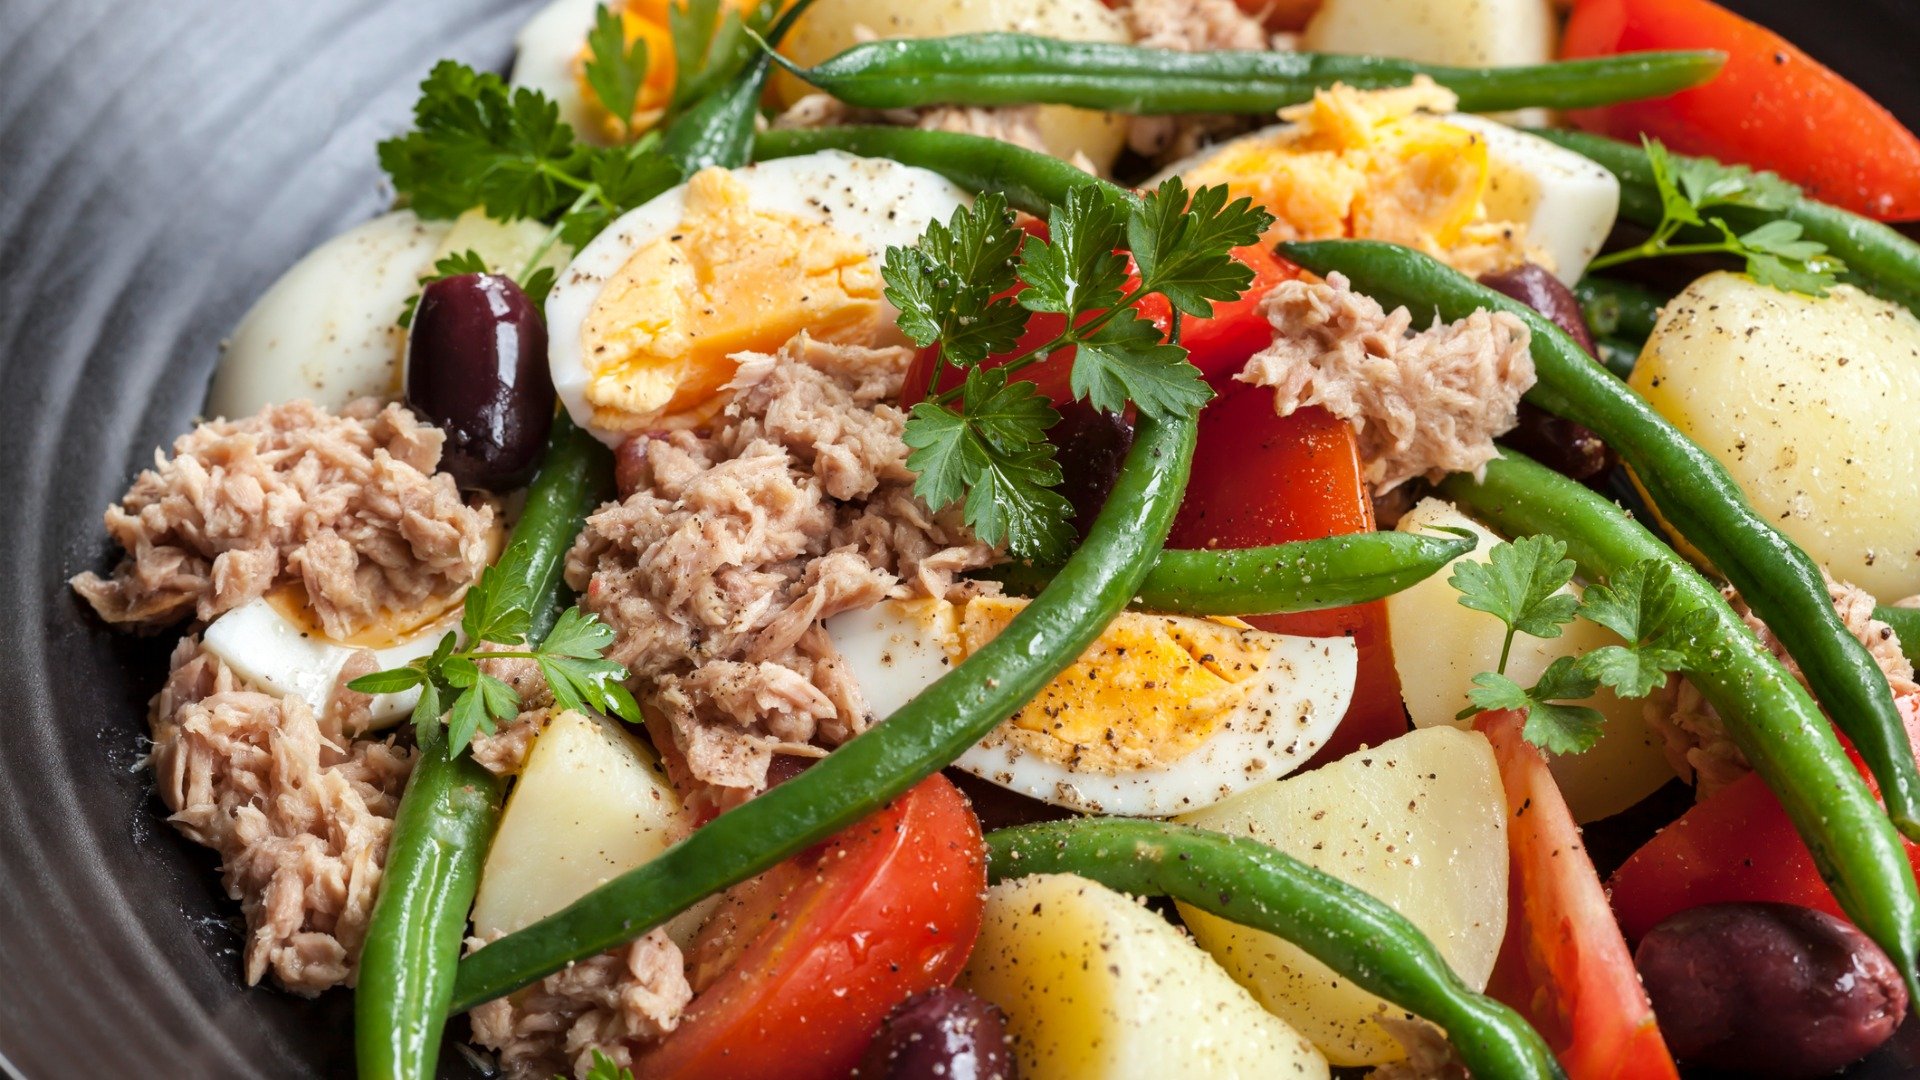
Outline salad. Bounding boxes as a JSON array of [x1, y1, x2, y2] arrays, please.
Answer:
[[66, 0, 1920, 1077]]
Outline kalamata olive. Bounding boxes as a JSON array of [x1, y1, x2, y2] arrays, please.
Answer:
[[856, 987, 1017, 1080], [1478, 263, 1596, 354], [1635, 902, 1907, 1078], [1478, 264, 1611, 481], [1050, 400, 1134, 538], [405, 272, 554, 492]]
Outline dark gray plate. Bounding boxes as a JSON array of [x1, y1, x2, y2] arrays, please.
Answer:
[[2, 1, 1916, 1077]]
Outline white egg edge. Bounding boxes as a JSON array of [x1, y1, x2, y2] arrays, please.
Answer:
[[545, 150, 974, 446], [201, 597, 454, 730], [509, 0, 607, 145], [950, 631, 1358, 817]]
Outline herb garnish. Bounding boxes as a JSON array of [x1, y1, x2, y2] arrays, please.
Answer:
[[349, 546, 640, 755], [885, 179, 1272, 561], [1450, 535, 1704, 754], [1587, 136, 1844, 296]]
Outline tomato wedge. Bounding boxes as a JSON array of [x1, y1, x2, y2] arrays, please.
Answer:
[[1477, 710, 1679, 1080], [1168, 395, 1407, 765], [1609, 694, 1920, 943], [1562, 0, 1920, 221], [635, 775, 987, 1080]]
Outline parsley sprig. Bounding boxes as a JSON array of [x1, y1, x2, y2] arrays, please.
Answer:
[[886, 179, 1272, 561], [576, 1051, 636, 1080], [349, 546, 640, 755], [1587, 136, 1844, 296], [1450, 536, 1703, 754]]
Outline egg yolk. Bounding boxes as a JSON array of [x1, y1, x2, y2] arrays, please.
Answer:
[[575, 0, 764, 139], [1177, 78, 1533, 276], [959, 597, 1274, 774], [579, 166, 886, 433]]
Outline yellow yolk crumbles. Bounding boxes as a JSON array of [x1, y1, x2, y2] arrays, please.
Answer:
[[1176, 77, 1540, 278]]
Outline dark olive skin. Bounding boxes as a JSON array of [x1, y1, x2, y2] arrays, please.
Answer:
[[1050, 400, 1134, 539], [855, 987, 1017, 1080], [1479, 263, 1610, 481], [405, 273, 554, 492], [1636, 902, 1907, 1078]]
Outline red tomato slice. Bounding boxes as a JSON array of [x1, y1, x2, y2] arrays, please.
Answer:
[[1562, 0, 1920, 221], [634, 775, 987, 1080], [1477, 710, 1680, 1080], [1608, 694, 1920, 943], [1167, 393, 1408, 764]]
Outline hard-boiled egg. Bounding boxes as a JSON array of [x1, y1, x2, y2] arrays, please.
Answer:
[[509, 0, 611, 144], [1444, 114, 1619, 284], [1155, 89, 1617, 283], [200, 592, 456, 730], [825, 596, 1357, 816], [545, 151, 970, 443], [208, 210, 451, 418]]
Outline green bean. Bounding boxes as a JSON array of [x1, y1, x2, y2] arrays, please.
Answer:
[[986, 819, 1564, 1080], [1573, 276, 1668, 348], [1281, 238, 1920, 847], [1533, 129, 1920, 317], [354, 414, 615, 1079], [754, 126, 1124, 218], [448, 407, 1199, 1013], [993, 530, 1474, 616], [1438, 451, 1920, 1006], [776, 34, 1723, 117]]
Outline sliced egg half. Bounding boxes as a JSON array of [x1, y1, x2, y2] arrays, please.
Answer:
[[826, 596, 1357, 816], [545, 151, 971, 444], [201, 593, 457, 731], [1156, 109, 1618, 285]]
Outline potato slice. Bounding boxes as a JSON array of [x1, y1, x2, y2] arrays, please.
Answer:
[[774, 0, 1131, 172], [1632, 272, 1920, 600], [1304, 0, 1553, 69], [1175, 727, 1507, 1066], [1387, 499, 1677, 821], [470, 710, 683, 939], [962, 873, 1328, 1080]]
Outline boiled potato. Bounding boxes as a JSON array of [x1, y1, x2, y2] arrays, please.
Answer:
[[1303, 0, 1553, 68], [775, 0, 1131, 172], [208, 210, 450, 417], [962, 873, 1329, 1080], [1175, 727, 1506, 1067], [1633, 272, 1920, 601], [428, 206, 573, 284], [470, 710, 683, 938], [1387, 499, 1676, 822]]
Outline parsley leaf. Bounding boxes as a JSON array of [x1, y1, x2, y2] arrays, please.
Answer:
[[1588, 136, 1842, 295], [881, 194, 1026, 365], [1072, 311, 1211, 418], [576, 1050, 637, 1080], [1126, 177, 1271, 317], [1449, 534, 1580, 645], [903, 369, 1074, 562], [1017, 184, 1129, 316], [584, 3, 650, 132]]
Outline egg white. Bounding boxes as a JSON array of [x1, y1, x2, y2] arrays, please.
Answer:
[[208, 210, 451, 418], [545, 150, 973, 445], [201, 597, 454, 730], [826, 600, 1358, 817], [508, 0, 608, 146]]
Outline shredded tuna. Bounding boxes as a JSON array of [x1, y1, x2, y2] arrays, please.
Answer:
[[148, 639, 414, 995], [567, 333, 994, 808], [1649, 571, 1915, 797], [468, 928, 693, 1080], [1122, 0, 1273, 161], [72, 399, 492, 637], [1238, 272, 1535, 492]]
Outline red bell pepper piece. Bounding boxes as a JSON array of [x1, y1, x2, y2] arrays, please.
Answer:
[[1562, 0, 1920, 221], [1477, 710, 1680, 1080]]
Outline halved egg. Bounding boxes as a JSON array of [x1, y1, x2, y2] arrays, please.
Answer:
[[825, 596, 1357, 816], [200, 592, 458, 730], [509, 0, 613, 144], [544, 151, 971, 443]]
